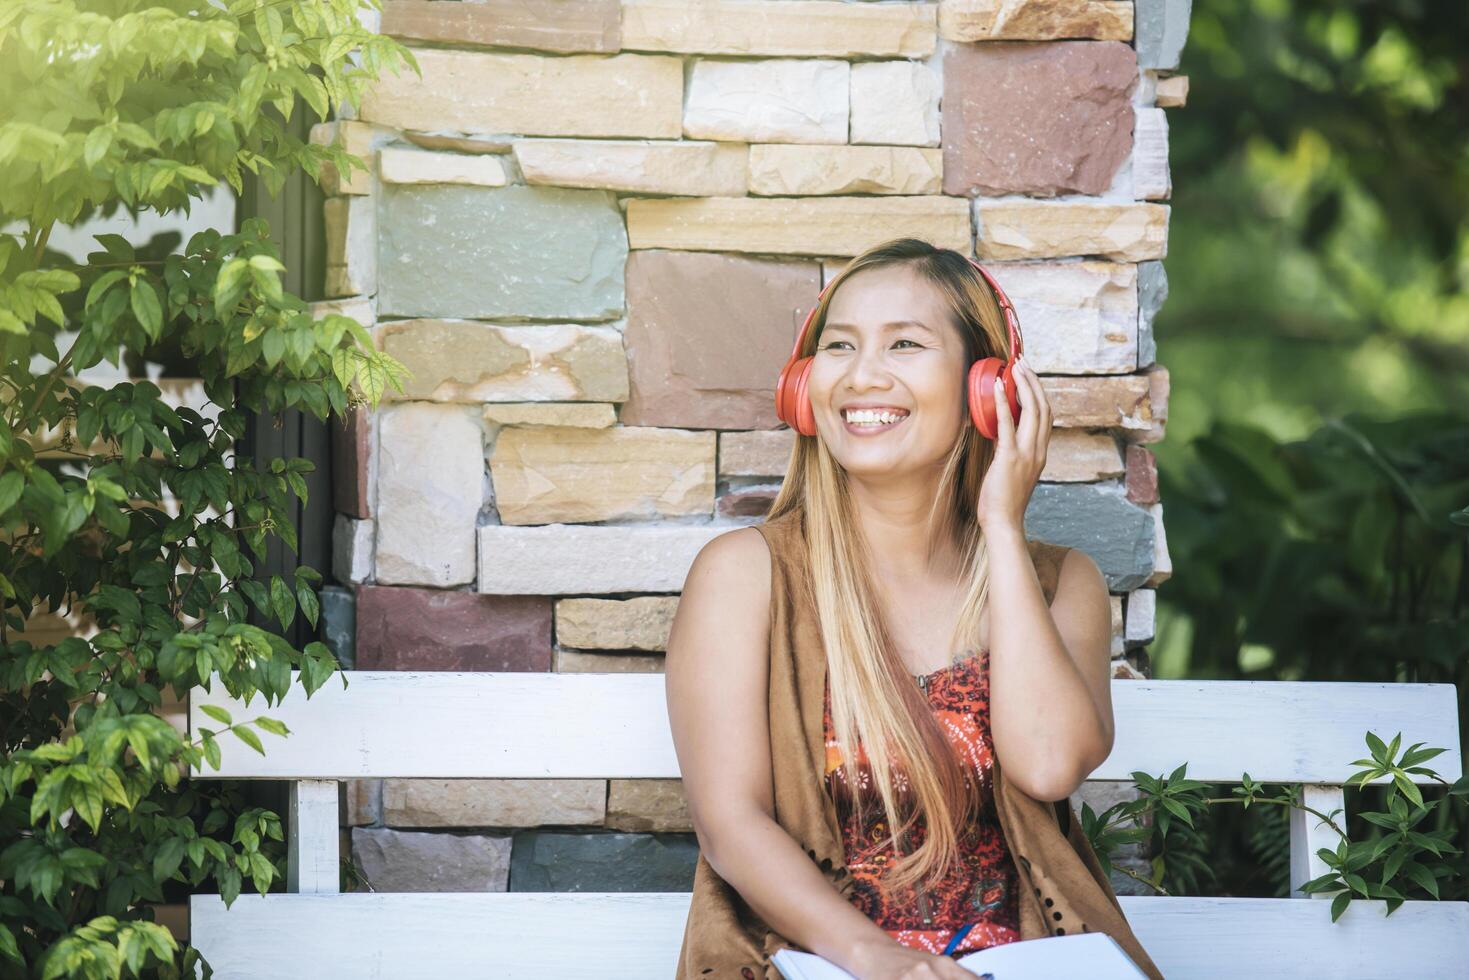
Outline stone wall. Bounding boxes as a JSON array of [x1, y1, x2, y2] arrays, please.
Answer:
[[317, 0, 1192, 898]]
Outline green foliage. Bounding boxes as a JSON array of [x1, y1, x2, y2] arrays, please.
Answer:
[[0, 1, 417, 975], [1086, 733, 1469, 921]]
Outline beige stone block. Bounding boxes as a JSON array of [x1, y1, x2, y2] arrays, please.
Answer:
[[1125, 587, 1156, 644], [1155, 74, 1189, 108], [378, 147, 508, 187], [685, 59, 849, 144], [1112, 657, 1147, 680], [988, 260, 1138, 374], [623, 0, 935, 57], [975, 201, 1169, 262], [515, 139, 747, 196], [939, 0, 1133, 41], [309, 295, 375, 326], [1132, 108, 1171, 200], [719, 429, 795, 479], [556, 596, 680, 651], [332, 514, 374, 585], [361, 48, 684, 138], [1145, 501, 1171, 587], [309, 120, 378, 196], [383, 779, 606, 828], [748, 144, 942, 196], [374, 320, 630, 403], [478, 523, 726, 594], [405, 132, 514, 155], [850, 61, 941, 147], [380, 0, 620, 54], [489, 425, 716, 524], [1110, 592, 1126, 657], [324, 195, 375, 298], [627, 195, 971, 257], [482, 403, 617, 429], [375, 403, 483, 588], [555, 649, 666, 673], [1042, 374, 1157, 431], [1042, 429, 1125, 482], [606, 779, 694, 832], [344, 780, 382, 826]]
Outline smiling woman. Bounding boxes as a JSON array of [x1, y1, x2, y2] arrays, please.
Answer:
[[665, 239, 1161, 980]]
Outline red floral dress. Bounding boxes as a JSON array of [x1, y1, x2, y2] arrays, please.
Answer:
[[822, 646, 1022, 957]]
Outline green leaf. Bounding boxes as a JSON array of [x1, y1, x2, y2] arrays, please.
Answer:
[[232, 726, 265, 756], [199, 704, 233, 726], [269, 574, 294, 629], [130, 279, 163, 339]]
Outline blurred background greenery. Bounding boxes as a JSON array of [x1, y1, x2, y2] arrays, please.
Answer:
[[1144, 0, 1468, 899]]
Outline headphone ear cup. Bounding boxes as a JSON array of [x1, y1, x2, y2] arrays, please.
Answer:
[[968, 357, 1002, 440], [776, 355, 817, 436]]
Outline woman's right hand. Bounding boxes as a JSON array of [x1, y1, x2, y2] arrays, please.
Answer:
[[848, 940, 983, 980]]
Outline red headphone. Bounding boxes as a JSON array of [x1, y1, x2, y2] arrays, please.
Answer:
[[774, 255, 1023, 440]]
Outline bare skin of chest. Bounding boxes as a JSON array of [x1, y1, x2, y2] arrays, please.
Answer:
[[877, 572, 990, 675]]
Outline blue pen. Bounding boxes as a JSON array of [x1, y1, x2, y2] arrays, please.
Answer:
[[942, 921, 977, 957]]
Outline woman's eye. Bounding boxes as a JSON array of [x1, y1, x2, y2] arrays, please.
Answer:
[[819, 339, 921, 351]]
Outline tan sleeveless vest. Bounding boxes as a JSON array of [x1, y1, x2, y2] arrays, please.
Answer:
[[674, 506, 1165, 980]]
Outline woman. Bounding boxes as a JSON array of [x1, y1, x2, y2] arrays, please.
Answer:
[[665, 239, 1162, 980]]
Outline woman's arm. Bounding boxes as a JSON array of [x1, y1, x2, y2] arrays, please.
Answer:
[[984, 526, 1116, 802], [664, 527, 900, 975]]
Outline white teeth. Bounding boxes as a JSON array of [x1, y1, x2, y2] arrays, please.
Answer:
[[844, 409, 908, 426]]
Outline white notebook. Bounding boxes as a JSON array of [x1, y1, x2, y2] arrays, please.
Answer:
[[772, 932, 1148, 979]]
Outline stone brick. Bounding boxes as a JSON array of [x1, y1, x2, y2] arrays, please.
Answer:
[[618, 250, 817, 429], [850, 61, 941, 147], [378, 147, 508, 187], [375, 320, 629, 404], [482, 403, 617, 429], [405, 132, 513, 155], [1137, 259, 1168, 367], [555, 649, 666, 673], [555, 596, 679, 651], [308, 120, 378, 196], [379, 0, 620, 53], [1136, 0, 1193, 70], [489, 425, 716, 524], [1133, 107, 1171, 200], [1125, 445, 1159, 504], [1112, 657, 1147, 681], [748, 145, 942, 196], [355, 586, 552, 671], [719, 430, 795, 479], [1040, 374, 1158, 431], [344, 779, 381, 826], [332, 514, 373, 586], [377, 184, 627, 320], [479, 524, 726, 595], [944, 41, 1137, 197], [1155, 74, 1189, 108], [622, 0, 935, 57], [1025, 483, 1155, 591], [685, 59, 848, 144], [323, 195, 375, 298], [1145, 501, 1172, 587], [717, 485, 779, 518], [1043, 430, 1125, 483], [939, 0, 1132, 41], [988, 261, 1137, 374], [374, 403, 482, 588], [1125, 587, 1156, 644], [331, 404, 371, 519], [320, 585, 356, 670], [508, 831, 699, 891], [383, 779, 605, 829], [515, 139, 747, 196], [1109, 593, 1126, 656], [627, 195, 971, 257], [975, 201, 1169, 262], [360, 48, 683, 138], [352, 827, 512, 892], [607, 779, 694, 833]]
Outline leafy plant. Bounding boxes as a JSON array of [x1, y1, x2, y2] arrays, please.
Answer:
[[0, 1, 415, 976], [1084, 731, 1469, 921]]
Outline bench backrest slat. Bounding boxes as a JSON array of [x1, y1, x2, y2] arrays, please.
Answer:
[[188, 672, 1463, 785]]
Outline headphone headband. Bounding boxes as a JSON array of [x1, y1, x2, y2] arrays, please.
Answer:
[[789, 255, 1022, 362]]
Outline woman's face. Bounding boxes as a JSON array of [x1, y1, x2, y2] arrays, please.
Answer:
[[806, 263, 970, 479]]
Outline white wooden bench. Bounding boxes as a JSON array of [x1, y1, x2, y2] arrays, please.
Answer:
[[187, 672, 1468, 979]]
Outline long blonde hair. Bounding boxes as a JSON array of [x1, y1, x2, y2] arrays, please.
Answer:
[[763, 238, 1015, 896]]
